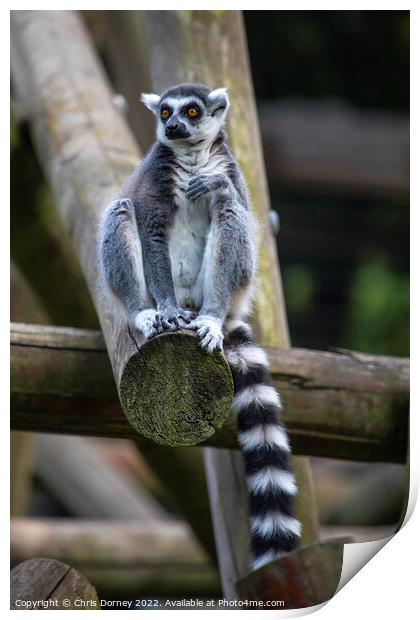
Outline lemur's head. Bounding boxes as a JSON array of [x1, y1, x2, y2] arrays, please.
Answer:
[[141, 83, 230, 146]]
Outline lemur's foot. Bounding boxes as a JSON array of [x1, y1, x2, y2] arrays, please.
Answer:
[[134, 309, 162, 340], [189, 315, 224, 353]]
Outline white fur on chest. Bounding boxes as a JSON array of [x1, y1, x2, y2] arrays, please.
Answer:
[[168, 149, 228, 307]]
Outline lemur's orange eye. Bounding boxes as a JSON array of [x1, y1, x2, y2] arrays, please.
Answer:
[[161, 109, 170, 120], [187, 107, 199, 118]]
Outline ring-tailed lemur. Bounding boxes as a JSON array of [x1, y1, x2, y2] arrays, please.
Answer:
[[99, 83, 301, 571]]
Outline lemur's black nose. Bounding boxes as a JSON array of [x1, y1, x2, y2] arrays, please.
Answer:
[[165, 119, 189, 140], [166, 122, 180, 133]]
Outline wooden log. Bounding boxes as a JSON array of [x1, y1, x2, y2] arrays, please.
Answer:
[[10, 267, 46, 518], [11, 432, 34, 517], [236, 538, 351, 609], [10, 10, 233, 448], [320, 524, 397, 543], [322, 464, 408, 526], [11, 323, 409, 463], [259, 100, 409, 197], [92, 10, 156, 152], [10, 118, 98, 329], [10, 558, 99, 610], [35, 435, 166, 520], [134, 442, 217, 563], [11, 519, 219, 597]]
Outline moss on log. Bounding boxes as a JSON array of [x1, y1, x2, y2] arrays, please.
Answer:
[[120, 331, 233, 447]]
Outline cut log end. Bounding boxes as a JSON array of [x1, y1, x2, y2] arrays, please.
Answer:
[[119, 330, 234, 447], [10, 558, 99, 610]]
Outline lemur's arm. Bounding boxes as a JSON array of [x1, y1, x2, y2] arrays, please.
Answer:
[[185, 159, 256, 349]]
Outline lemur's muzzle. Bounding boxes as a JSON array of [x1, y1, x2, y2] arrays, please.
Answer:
[[165, 120, 190, 140]]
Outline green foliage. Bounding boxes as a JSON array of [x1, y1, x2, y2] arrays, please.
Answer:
[[343, 257, 409, 356], [283, 264, 315, 316]]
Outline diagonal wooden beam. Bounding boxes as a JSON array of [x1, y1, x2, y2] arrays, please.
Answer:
[[10, 9, 233, 448]]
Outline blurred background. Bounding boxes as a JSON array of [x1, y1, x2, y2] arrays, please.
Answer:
[[11, 10, 409, 604], [246, 10, 409, 356]]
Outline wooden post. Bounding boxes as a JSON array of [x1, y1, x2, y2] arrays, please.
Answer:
[[10, 433, 34, 516], [236, 537, 352, 608], [10, 10, 233, 448], [35, 434, 166, 520], [93, 10, 156, 153], [138, 10, 320, 596]]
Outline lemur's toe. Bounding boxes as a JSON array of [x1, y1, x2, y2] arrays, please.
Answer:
[[200, 331, 223, 353], [190, 315, 224, 353], [159, 316, 178, 331]]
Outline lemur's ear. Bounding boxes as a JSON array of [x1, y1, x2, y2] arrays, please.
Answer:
[[140, 93, 161, 114], [208, 87, 230, 117]]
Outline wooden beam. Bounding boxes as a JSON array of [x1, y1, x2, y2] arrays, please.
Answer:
[[10, 558, 99, 610], [10, 10, 233, 448], [93, 10, 156, 153], [11, 518, 219, 597], [11, 323, 409, 463], [10, 432, 34, 517], [34, 434, 166, 521], [259, 100, 409, 197], [236, 538, 351, 609], [10, 117, 98, 329]]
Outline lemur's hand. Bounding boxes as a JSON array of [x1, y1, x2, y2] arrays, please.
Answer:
[[134, 307, 194, 340], [157, 306, 194, 331], [188, 315, 224, 353], [186, 174, 230, 201]]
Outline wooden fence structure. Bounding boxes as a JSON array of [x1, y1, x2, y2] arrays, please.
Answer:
[[10, 9, 409, 608]]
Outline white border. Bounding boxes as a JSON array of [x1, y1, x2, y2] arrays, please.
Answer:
[[4, 4, 415, 619]]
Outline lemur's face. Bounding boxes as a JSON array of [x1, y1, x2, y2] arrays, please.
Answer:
[[141, 84, 230, 146]]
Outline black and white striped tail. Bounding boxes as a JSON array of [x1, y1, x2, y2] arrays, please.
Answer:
[[224, 319, 302, 571]]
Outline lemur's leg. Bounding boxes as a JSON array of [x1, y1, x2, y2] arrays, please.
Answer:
[[187, 175, 256, 352], [100, 199, 190, 340]]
